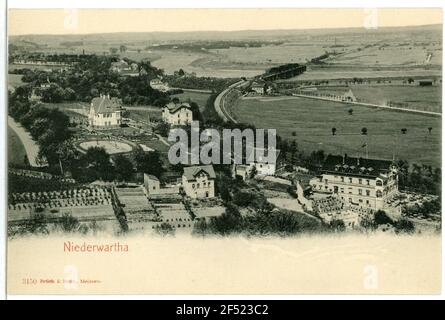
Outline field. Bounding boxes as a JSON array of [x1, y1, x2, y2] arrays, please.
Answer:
[[78, 140, 133, 154], [125, 106, 162, 123], [8, 125, 28, 166], [171, 91, 211, 111], [7, 74, 24, 91], [312, 85, 442, 113], [232, 96, 441, 168]]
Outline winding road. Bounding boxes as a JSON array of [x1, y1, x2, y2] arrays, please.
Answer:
[[214, 80, 246, 123]]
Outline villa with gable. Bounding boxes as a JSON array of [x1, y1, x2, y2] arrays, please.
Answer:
[[88, 94, 123, 129]]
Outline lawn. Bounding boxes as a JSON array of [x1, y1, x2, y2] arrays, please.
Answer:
[[8, 125, 29, 166], [232, 96, 441, 168]]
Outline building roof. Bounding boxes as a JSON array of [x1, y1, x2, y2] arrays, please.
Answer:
[[183, 165, 216, 181], [321, 154, 394, 178], [144, 173, 159, 181], [164, 102, 192, 114], [245, 147, 280, 164], [251, 81, 265, 88], [91, 95, 122, 114]]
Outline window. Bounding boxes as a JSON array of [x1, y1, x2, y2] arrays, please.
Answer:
[[358, 189, 362, 195], [192, 184, 195, 188], [376, 180, 383, 186], [376, 190, 383, 198], [349, 178, 353, 183], [359, 179, 362, 184], [341, 177, 344, 182], [366, 190, 370, 196], [197, 183, 200, 188], [366, 180, 370, 185]]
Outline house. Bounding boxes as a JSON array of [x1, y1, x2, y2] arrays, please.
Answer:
[[251, 81, 265, 95], [150, 78, 170, 92], [232, 147, 280, 180], [309, 154, 398, 210], [110, 60, 139, 76], [341, 89, 357, 102], [143, 174, 180, 197], [162, 102, 193, 126], [88, 94, 123, 129], [182, 165, 216, 199]]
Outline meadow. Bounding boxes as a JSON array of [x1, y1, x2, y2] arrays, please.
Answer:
[[232, 96, 441, 168], [171, 91, 211, 111], [7, 74, 24, 91], [313, 85, 442, 113]]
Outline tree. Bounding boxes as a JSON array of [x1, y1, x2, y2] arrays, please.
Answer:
[[428, 127, 433, 134], [59, 213, 80, 232], [361, 127, 368, 135], [331, 127, 337, 136], [348, 108, 353, 115], [374, 210, 393, 226], [114, 154, 134, 181], [401, 128, 407, 134], [154, 122, 170, 137], [394, 219, 415, 234], [329, 219, 346, 232], [210, 203, 243, 235], [134, 149, 163, 177], [109, 47, 118, 55], [119, 45, 127, 53], [82, 146, 114, 181], [155, 222, 175, 236]]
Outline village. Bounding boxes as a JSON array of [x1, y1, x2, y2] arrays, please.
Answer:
[[7, 48, 441, 237]]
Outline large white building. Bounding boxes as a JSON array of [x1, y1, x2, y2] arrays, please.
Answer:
[[310, 155, 398, 210], [182, 165, 216, 199], [162, 102, 193, 126], [88, 94, 123, 129]]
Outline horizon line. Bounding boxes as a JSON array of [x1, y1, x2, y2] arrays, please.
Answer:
[[9, 23, 442, 37]]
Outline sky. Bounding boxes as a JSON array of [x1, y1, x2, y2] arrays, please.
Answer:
[[8, 8, 443, 36]]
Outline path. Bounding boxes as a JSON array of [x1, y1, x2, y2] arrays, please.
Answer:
[[8, 116, 44, 167]]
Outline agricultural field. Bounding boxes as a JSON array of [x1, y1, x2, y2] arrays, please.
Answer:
[[232, 96, 441, 168], [287, 67, 443, 81], [8, 125, 28, 166], [311, 85, 442, 113], [327, 43, 442, 66]]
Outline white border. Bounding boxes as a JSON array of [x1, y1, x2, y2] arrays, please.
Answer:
[[0, 0, 7, 302], [1, 0, 444, 300]]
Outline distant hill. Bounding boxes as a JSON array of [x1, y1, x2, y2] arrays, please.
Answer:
[[9, 23, 442, 45]]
